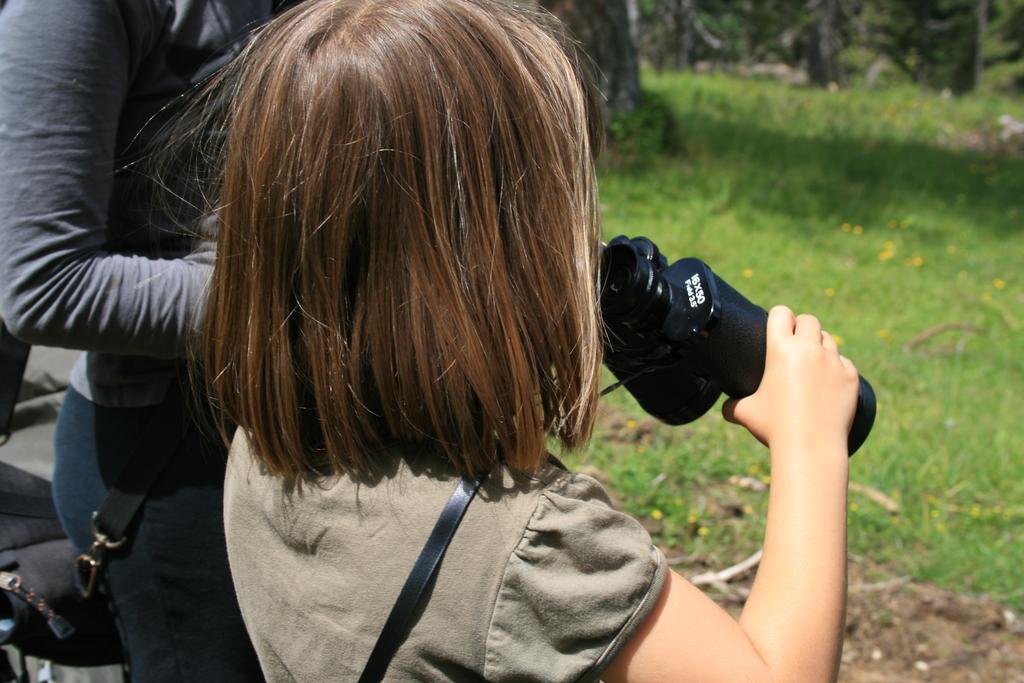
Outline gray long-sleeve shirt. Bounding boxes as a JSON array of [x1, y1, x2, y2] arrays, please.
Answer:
[[0, 0, 274, 406]]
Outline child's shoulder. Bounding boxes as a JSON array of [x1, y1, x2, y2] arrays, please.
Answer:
[[475, 459, 668, 680], [509, 457, 621, 510]]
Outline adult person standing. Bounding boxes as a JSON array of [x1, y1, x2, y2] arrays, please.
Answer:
[[0, 1, 287, 679]]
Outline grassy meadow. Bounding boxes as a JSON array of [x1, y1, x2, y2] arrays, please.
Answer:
[[567, 72, 1024, 609]]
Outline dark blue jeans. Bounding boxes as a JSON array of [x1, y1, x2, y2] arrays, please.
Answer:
[[52, 386, 262, 682]]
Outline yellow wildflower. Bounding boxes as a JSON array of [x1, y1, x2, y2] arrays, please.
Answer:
[[878, 251, 894, 261], [912, 256, 924, 267], [651, 509, 664, 521], [884, 240, 895, 250], [841, 223, 851, 232], [853, 225, 863, 235], [993, 278, 1006, 290], [832, 334, 843, 345], [625, 418, 637, 430], [742, 268, 754, 278], [876, 329, 890, 339], [697, 526, 710, 537], [824, 287, 835, 297], [850, 502, 860, 512], [935, 522, 947, 533], [970, 505, 981, 518], [983, 291, 993, 302]]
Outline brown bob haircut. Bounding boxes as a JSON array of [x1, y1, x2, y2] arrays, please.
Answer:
[[200, 0, 605, 478]]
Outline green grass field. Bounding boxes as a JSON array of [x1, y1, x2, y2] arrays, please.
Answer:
[[566, 72, 1024, 609]]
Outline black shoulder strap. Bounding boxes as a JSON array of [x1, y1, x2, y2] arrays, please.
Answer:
[[91, 382, 185, 544], [0, 324, 30, 447], [73, 383, 187, 600], [358, 473, 487, 683]]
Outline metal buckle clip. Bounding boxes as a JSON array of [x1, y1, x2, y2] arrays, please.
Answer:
[[0, 571, 21, 591], [74, 512, 126, 599]]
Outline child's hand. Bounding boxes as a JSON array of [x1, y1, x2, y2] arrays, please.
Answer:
[[722, 305, 859, 452]]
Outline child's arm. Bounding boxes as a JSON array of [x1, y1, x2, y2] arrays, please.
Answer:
[[605, 305, 857, 683]]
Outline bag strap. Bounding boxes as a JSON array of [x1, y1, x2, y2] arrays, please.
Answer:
[[91, 382, 186, 544], [75, 382, 187, 598], [358, 472, 488, 683], [0, 324, 30, 447]]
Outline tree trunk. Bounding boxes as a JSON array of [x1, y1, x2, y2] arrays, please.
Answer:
[[974, 0, 989, 89], [540, 0, 643, 115], [917, 0, 933, 87], [627, 0, 639, 51], [678, 0, 695, 70], [806, 0, 841, 87]]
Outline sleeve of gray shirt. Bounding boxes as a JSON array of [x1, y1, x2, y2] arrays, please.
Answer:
[[0, 0, 210, 359]]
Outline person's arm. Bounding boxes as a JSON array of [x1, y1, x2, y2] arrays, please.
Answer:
[[604, 305, 857, 683], [0, 0, 209, 358]]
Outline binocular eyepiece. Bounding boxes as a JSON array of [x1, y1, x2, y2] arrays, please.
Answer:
[[600, 235, 876, 456]]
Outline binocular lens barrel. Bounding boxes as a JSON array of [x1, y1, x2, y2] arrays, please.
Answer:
[[600, 236, 876, 457]]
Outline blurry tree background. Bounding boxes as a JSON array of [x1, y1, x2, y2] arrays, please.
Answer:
[[542, 0, 1024, 113]]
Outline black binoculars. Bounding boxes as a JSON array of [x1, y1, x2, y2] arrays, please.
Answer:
[[600, 235, 876, 456]]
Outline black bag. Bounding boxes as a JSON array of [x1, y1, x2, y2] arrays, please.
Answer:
[[0, 325, 122, 671], [0, 461, 122, 667]]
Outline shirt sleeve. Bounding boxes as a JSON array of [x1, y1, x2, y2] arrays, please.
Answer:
[[483, 472, 668, 683], [0, 0, 210, 358]]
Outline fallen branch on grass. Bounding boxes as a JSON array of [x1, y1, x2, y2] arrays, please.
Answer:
[[704, 581, 751, 602], [849, 482, 901, 513], [849, 576, 911, 593], [902, 322, 985, 354], [728, 475, 767, 492], [690, 549, 764, 587]]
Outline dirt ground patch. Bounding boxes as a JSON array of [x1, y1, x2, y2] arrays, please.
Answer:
[[695, 558, 1024, 682], [838, 564, 1024, 683]]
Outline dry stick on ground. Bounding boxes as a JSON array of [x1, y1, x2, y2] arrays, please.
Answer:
[[690, 549, 764, 587], [902, 322, 985, 353], [849, 576, 911, 593], [728, 475, 767, 492], [706, 581, 751, 602], [848, 482, 901, 513], [689, 552, 914, 601], [688, 550, 762, 602]]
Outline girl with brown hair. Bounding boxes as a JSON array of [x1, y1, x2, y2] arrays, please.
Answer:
[[201, 0, 859, 680]]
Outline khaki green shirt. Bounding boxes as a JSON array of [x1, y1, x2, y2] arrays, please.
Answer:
[[224, 434, 667, 682]]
